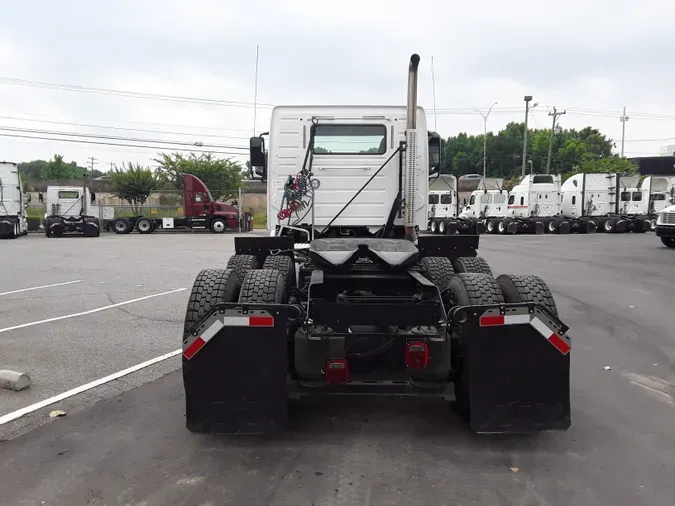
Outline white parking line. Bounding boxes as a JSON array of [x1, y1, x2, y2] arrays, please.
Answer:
[[0, 280, 82, 297], [0, 288, 187, 334], [0, 349, 182, 426]]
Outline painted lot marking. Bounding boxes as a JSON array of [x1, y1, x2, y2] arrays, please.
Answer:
[[0, 280, 82, 297], [0, 288, 187, 334], [0, 349, 181, 425]]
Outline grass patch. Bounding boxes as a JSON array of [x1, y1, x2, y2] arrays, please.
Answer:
[[253, 212, 267, 229]]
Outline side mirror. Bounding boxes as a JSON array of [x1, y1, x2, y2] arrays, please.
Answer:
[[249, 136, 267, 180], [428, 135, 441, 171]]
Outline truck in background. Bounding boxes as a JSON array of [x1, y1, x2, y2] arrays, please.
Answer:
[[655, 204, 675, 248], [0, 161, 28, 239], [110, 174, 239, 235], [458, 179, 509, 234], [44, 185, 109, 238], [561, 173, 651, 233]]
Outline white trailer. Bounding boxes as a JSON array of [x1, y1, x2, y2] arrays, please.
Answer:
[[561, 173, 651, 233], [44, 185, 110, 237], [0, 161, 28, 239]]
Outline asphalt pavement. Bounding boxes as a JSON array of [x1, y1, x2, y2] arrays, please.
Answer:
[[1, 231, 674, 506]]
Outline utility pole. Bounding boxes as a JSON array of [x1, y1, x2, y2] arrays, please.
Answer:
[[253, 45, 259, 136], [522, 96, 533, 177], [87, 157, 98, 172], [620, 106, 629, 157], [109, 161, 115, 172], [546, 106, 566, 173], [476, 101, 498, 178]]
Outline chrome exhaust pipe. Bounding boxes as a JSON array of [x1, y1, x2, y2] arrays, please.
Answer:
[[406, 54, 420, 130], [404, 54, 421, 243]]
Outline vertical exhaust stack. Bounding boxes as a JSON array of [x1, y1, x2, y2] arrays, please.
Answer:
[[404, 54, 421, 242]]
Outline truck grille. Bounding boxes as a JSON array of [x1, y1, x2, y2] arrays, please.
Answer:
[[661, 212, 675, 225]]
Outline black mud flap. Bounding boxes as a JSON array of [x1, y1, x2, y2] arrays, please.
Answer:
[[534, 221, 545, 234], [182, 303, 301, 434], [446, 221, 459, 235], [506, 221, 518, 234], [558, 220, 571, 234], [450, 303, 571, 434]]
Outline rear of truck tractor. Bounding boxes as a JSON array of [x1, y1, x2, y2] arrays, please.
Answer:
[[181, 234, 571, 435]]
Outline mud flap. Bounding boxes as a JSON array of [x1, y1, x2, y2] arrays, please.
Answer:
[[450, 303, 571, 434], [534, 221, 545, 234], [182, 303, 301, 434], [558, 220, 571, 234]]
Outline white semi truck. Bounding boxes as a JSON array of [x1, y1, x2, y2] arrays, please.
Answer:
[[0, 161, 28, 239], [180, 53, 573, 437], [457, 179, 509, 234], [44, 185, 107, 237], [427, 174, 483, 234], [655, 204, 675, 248], [561, 173, 652, 233]]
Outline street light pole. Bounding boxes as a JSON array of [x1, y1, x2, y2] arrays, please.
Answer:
[[476, 101, 498, 178], [620, 106, 629, 157], [522, 96, 532, 177]]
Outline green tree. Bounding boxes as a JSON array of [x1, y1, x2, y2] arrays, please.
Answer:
[[154, 152, 245, 200], [109, 163, 158, 215]]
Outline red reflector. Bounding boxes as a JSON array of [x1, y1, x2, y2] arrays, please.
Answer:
[[324, 359, 349, 384], [548, 333, 571, 355], [183, 337, 206, 360], [480, 315, 505, 327], [249, 315, 274, 327], [405, 342, 429, 369]]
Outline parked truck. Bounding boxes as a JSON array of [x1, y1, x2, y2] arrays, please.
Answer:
[[426, 174, 482, 234], [0, 161, 28, 239], [44, 185, 108, 238], [639, 175, 675, 229], [458, 179, 510, 234], [180, 54, 571, 437], [110, 174, 239, 234], [561, 173, 652, 233], [655, 204, 675, 248]]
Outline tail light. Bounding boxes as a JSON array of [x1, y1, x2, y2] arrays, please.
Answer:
[[405, 342, 429, 369], [325, 359, 349, 384]]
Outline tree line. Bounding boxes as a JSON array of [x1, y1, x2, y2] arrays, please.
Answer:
[[434, 121, 637, 185]]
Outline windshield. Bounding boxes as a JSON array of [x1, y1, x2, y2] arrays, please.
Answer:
[[312, 124, 387, 155]]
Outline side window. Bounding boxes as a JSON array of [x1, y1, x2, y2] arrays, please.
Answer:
[[520, 196, 524, 206], [428, 194, 439, 204], [493, 193, 506, 204], [195, 193, 204, 203], [469, 195, 476, 205], [440, 194, 452, 204], [480, 193, 491, 204], [620, 191, 631, 202], [508, 195, 515, 205], [572, 196, 577, 205], [632, 192, 642, 201]]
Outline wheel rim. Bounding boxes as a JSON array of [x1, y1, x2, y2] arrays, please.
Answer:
[[498, 222, 505, 232], [651, 219, 656, 230], [213, 220, 225, 232], [548, 221, 556, 232], [138, 220, 150, 232], [604, 220, 612, 232], [439, 222, 445, 233], [487, 221, 494, 232], [430, 222, 436, 233], [115, 221, 126, 232]]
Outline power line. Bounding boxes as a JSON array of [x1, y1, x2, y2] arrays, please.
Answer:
[[0, 132, 248, 156], [0, 76, 275, 109], [0, 126, 248, 151], [0, 115, 251, 140]]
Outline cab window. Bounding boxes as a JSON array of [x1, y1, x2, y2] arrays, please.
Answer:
[[440, 194, 452, 204], [469, 195, 476, 205], [480, 193, 491, 204], [494, 193, 506, 204], [632, 192, 642, 201], [508, 195, 515, 205], [520, 196, 524, 205], [620, 191, 631, 202], [428, 194, 439, 204]]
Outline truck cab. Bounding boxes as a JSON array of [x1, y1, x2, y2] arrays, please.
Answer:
[[508, 174, 562, 219], [44, 185, 104, 238], [655, 204, 675, 248], [0, 161, 28, 239], [459, 181, 508, 234], [641, 176, 675, 219], [249, 105, 438, 240], [427, 174, 458, 234]]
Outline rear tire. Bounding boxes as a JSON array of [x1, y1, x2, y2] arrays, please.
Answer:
[[497, 219, 507, 235], [420, 256, 455, 292], [183, 269, 239, 334], [661, 237, 675, 248], [448, 273, 504, 307], [226, 254, 261, 289], [547, 219, 558, 234], [135, 218, 153, 234], [238, 269, 285, 303], [430, 220, 438, 234], [486, 219, 497, 234], [438, 220, 446, 235], [496, 273, 558, 317], [262, 254, 296, 300], [453, 256, 493, 277], [113, 218, 132, 234]]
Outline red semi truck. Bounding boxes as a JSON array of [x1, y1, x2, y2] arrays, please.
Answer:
[[110, 174, 240, 234]]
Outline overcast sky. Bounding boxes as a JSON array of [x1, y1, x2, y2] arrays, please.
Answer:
[[1, 0, 674, 171]]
